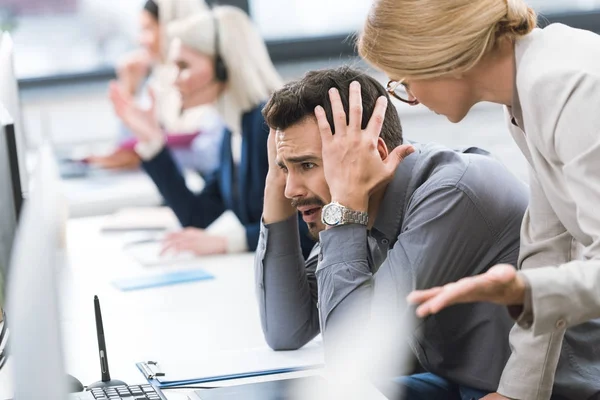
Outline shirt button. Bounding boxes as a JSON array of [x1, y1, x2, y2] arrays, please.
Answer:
[[556, 319, 567, 329], [381, 238, 389, 245]]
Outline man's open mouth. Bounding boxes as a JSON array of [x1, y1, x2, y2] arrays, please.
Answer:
[[301, 207, 321, 216]]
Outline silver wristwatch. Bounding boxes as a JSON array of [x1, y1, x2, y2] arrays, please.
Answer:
[[321, 202, 369, 227]]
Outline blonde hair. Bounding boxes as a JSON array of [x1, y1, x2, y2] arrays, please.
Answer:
[[167, 6, 282, 132], [155, 0, 208, 60], [156, 0, 208, 26], [358, 0, 537, 80]]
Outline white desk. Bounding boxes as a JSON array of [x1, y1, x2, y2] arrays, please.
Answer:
[[60, 217, 322, 398], [61, 168, 205, 219], [0, 215, 393, 400], [61, 170, 163, 219]]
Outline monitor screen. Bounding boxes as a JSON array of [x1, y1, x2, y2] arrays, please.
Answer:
[[0, 106, 19, 305], [0, 33, 28, 200], [2, 108, 23, 218]]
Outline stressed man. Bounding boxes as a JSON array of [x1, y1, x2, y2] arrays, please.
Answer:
[[254, 67, 528, 398]]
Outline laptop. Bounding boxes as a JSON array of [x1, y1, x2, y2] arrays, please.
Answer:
[[191, 376, 325, 400]]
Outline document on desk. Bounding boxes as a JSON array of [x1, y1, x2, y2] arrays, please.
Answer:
[[136, 341, 324, 388], [101, 206, 179, 232], [113, 268, 214, 291]]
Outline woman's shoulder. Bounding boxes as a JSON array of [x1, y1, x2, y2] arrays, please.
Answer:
[[515, 25, 600, 156], [516, 24, 600, 93]]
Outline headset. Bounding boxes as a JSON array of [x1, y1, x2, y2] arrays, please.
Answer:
[[212, 9, 229, 83]]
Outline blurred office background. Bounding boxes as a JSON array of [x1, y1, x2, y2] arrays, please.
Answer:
[[5, 0, 600, 213]]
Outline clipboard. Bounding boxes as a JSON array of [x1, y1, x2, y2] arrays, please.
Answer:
[[135, 342, 324, 388]]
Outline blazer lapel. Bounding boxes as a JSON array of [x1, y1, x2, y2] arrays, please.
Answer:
[[220, 129, 235, 211], [237, 131, 250, 223]]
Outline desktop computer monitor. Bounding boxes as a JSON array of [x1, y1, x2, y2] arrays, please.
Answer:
[[0, 32, 29, 201], [0, 105, 23, 218], [5, 143, 67, 399], [0, 106, 19, 302]]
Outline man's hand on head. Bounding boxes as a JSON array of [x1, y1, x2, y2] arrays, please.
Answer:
[[263, 128, 296, 224], [266, 128, 286, 187], [314, 81, 414, 212]]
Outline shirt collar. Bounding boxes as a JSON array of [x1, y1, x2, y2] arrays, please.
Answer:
[[509, 27, 542, 128], [371, 144, 420, 242]]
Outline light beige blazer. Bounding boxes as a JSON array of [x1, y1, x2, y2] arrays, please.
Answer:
[[498, 24, 600, 400]]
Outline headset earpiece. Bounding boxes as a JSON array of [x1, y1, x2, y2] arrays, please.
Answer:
[[212, 10, 229, 82]]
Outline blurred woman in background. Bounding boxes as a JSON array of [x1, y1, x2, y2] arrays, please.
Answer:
[[110, 5, 314, 258], [90, 0, 223, 176]]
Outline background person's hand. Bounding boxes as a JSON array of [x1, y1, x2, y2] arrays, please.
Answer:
[[86, 149, 141, 170], [161, 227, 227, 256], [407, 264, 527, 318], [109, 82, 163, 144], [314, 81, 414, 212], [116, 50, 152, 96]]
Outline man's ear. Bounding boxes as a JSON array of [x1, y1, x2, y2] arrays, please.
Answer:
[[377, 137, 389, 160]]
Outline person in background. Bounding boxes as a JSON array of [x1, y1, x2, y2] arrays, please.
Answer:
[[110, 6, 314, 258], [90, 0, 223, 177], [358, 0, 600, 399]]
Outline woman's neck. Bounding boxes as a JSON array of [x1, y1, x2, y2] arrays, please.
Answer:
[[471, 40, 516, 107]]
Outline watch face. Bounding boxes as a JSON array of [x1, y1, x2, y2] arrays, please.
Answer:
[[323, 204, 343, 226]]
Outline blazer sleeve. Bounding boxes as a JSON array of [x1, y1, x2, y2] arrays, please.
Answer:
[[525, 70, 600, 334], [142, 146, 226, 229], [498, 168, 571, 400], [499, 69, 600, 400]]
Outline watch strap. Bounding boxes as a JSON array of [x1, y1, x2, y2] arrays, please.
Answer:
[[342, 208, 368, 226]]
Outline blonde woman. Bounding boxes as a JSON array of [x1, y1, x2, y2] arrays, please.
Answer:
[[92, 0, 223, 174], [110, 6, 315, 258], [357, 1, 600, 399]]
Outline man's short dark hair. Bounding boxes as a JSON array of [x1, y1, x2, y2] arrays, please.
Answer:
[[262, 66, 403, 149]]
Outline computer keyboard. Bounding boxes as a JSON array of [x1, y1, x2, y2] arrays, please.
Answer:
[[70, 384, 166, 400]]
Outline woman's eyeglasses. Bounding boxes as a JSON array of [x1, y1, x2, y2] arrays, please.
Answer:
[[386, 80, 419, 105]]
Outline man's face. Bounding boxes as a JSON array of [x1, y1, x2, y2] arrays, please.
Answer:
[[276, 118, 331, 240]]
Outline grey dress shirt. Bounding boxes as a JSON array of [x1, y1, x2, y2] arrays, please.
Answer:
[[255, 143, 528, 391]]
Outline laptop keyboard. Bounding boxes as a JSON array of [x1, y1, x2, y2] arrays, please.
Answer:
[[89, 384, 163, 399]]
